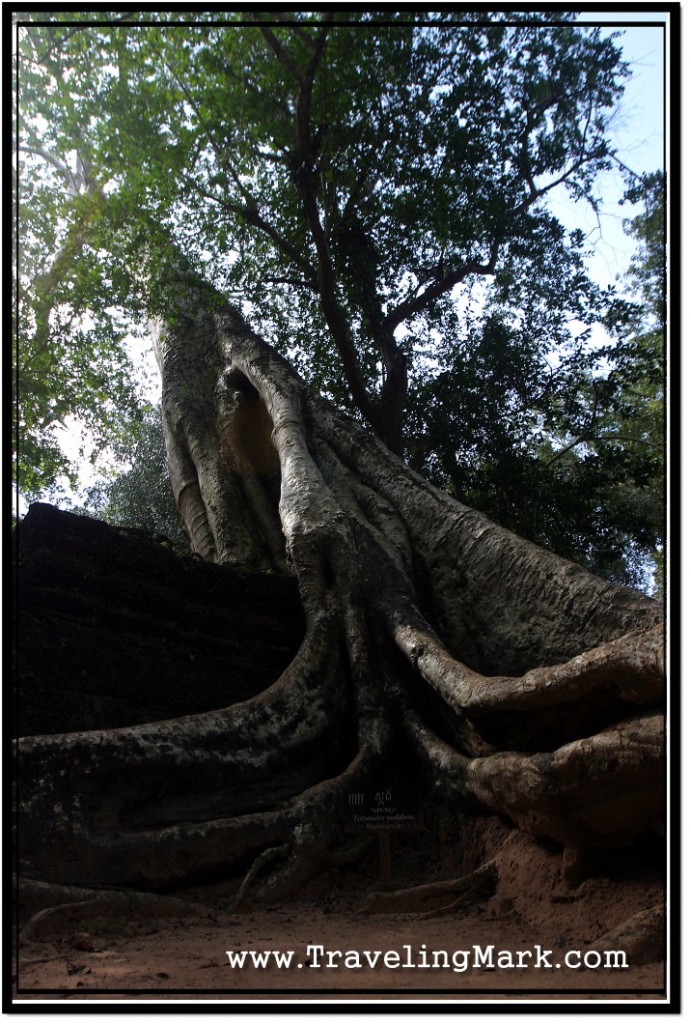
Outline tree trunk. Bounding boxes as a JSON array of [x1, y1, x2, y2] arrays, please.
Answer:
[[14, 293, 664, 900]]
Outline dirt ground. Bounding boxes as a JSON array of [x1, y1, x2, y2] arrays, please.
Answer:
[[11, 823, 668, 1008]]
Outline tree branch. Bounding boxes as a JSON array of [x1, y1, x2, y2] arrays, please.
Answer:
[[281, 18, 382, 433], [238, 204, 319, 289], [599, 435, 664, 450], [256, 23, 305, 83], [547, 431, 664, 466], [278, 18, 322, 51], [177, 169, 319, 289], [512, 142, 605, 220], [18, 143, 80, 195], [545, 433, 590, 467], [265, 275, 316, 290], [384, 239, 501, 330], [158, 52, 320, 292], [18, 142, 106, 373], [34, 12, 138, 63]]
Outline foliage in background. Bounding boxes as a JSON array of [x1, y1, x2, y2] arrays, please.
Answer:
[[76, 407, 188, 548], [14, 35, 144, 500], [13, 11, 665, 590], [409, 173, 665, 592]]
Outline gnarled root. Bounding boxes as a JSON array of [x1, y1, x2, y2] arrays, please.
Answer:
[[585, 903, 666, 967], [17, 878, 216, 946], [361, 861, 498, 916]]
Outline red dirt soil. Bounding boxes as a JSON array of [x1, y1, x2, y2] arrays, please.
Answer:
[[12, 821, 667, 1007]]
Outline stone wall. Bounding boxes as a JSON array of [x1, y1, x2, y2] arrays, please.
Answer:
[[13, 504, 305, 736]]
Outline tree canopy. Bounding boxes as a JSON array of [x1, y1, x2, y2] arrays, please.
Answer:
[[14, 10, 664, 588]]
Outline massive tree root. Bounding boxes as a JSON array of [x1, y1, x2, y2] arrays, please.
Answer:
[[360, 862, 499, 916], [14, 298, 665, 903]]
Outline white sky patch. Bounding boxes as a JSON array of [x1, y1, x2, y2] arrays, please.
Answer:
[[568, 20, 666, 284], [15, 330, 163, 519], [125, 332, 162, 406]]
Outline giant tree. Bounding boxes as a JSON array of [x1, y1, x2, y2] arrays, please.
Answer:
[[14, 11, 665, 900]]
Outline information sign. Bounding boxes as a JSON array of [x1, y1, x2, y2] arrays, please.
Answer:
[[343, 785, 423, 832]]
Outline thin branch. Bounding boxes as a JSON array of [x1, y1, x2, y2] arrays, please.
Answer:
[[178, 169, 318, 288], [265, 275, 316, 290], [599, 435, 664, 450], [546, 384, 602, 466], [281, 16, 381, 432], [278, 18, 321, 51], [256, 24, 304, 83], [512, 151, 594, 219], [611, 154, 650, 189], [546, 430, 663, 467], [158, 53, 318, 287], [18, 142, 106, 374], [384, 238, 501, 330], [238, 205, 319, 288], [34, 12, 137, 63], [260, 13, 324, 53], [18, 143, 80, 195], [545, 433, 590, 466], [511, 86, 608, 221], [247, 143, 292, 166]]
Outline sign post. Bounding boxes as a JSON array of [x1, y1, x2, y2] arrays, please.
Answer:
[[343, 785, 424, 885]]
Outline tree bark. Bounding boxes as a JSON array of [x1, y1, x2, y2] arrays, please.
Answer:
[[14, 293, 664, 900]]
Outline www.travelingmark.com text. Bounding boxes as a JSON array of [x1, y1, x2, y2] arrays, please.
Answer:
[[225, 943, 628, 973]]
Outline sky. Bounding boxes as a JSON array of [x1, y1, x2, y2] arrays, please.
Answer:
[[565, 12, 667, 285]]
